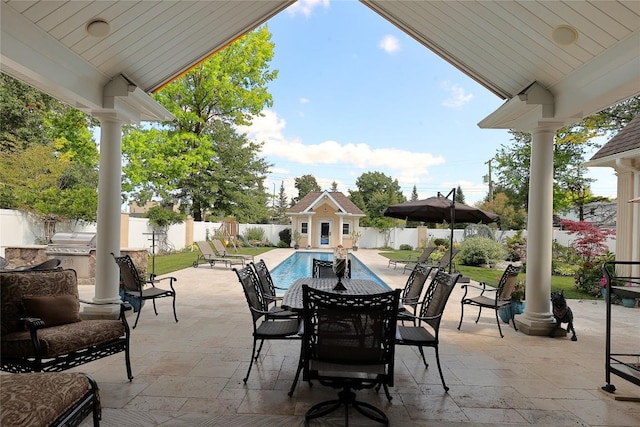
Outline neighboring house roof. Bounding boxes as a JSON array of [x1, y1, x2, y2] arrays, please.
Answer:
[[287, 191, 365, 216], [587, 115, 640, 167]]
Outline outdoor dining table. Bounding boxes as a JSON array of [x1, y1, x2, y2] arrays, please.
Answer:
[[281, 277, 394, 312]]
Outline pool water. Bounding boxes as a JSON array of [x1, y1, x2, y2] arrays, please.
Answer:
[[269, 251, 389, 290]]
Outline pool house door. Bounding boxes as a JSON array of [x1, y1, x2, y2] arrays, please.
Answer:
[[319, 221, 331, 248]]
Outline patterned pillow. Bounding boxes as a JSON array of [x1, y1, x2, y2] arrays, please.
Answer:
[[22, 295, 81, 327]]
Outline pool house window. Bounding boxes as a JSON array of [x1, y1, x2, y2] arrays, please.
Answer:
[[301, 222, 308, 234], [342, 222, 351, 235]]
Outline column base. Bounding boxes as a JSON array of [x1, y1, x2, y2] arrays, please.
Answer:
[[514, 313, 557, 336], [80, 302, 121, 320]]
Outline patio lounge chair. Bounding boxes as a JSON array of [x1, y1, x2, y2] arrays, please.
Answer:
[[457, 264, 522, 338], [212, 239, 254, 263], [388, 246, 436, 270], [193, 241, 243, 269], [406, 247, 459, 274]]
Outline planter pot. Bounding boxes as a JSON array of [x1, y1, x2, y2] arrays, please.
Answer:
[[621, 298, 637, 308], [499, 301, 525, 323], [119, 290, 144, 313]]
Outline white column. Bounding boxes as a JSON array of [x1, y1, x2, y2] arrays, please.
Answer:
[[82, 115, 123, 318], [514, 125, 558, 335], [338, 216, 344, 246], [307, 214, 313, 248]]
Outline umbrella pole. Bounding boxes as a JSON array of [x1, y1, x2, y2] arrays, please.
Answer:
[[444, 188, 456, 273]]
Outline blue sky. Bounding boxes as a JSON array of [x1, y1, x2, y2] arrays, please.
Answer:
[[238, 0, 617, 205]]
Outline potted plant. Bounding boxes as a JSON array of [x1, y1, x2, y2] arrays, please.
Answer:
[[499, 280, 525, 323], [350, 230, 361, 251], [292, 230, 301, 249]]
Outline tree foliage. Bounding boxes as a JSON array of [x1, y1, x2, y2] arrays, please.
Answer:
[[493, 96, 640, 216], [348, 171, 405, 227], [294, 174, 321, 202], [122, 27, 276, 222], [274, 181, 290, 224], [0, 74, 98, 224], [477, 192, 526, 230]]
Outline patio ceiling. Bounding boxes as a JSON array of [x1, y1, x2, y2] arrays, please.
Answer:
[[1, 0, 638, 127]]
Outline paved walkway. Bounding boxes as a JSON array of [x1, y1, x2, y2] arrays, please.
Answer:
[[77, 249, 640, 426]]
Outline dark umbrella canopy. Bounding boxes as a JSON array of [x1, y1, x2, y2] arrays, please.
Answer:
[[383, 191, 499, 272], [383, 196, 499, 224]]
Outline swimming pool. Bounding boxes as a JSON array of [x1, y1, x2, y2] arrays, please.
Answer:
[[269, 251, 389, 290]]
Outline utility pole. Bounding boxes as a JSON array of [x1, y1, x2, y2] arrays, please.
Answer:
[[484, 158, 494, 207], [272, 183, 276, 223]]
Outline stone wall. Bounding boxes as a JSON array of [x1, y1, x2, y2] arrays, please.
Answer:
[[3, 247, 148, 286]]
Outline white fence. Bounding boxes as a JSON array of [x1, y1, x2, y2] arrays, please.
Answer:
[[0, 209, 615, 256]]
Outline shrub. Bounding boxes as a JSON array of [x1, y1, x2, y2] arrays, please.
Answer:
[[245, 227, 265, 242], [559, 219, 616, 294], [459, 237, 507, 266], [433, 238, 449, 248], [399, 244, 413, 251], [279, 228, 292, 246], [277, 240, 289, 248]]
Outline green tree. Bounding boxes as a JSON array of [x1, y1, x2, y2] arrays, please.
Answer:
[[294, 174, 321, 202], [477, 192, 525, 230], [455, 186, 466, 205], [349, 171, 405, 227], [0, 74, 99, 228], [330, 181, 339, 192], [122, 27, 277, 222], [0, 74, 56, 152], [406, 185, 422, 228], [274, 181, 289, 224]]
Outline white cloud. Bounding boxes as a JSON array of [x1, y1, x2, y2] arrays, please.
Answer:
[[378, 35, 400, 53], [299, 97, 310, 104], [440, 81, 474, 109], [238, 109, 446, 183], [286, 0, 330, 18]]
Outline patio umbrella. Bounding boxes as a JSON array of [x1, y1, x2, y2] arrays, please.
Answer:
[[383, 188, 499, 272]]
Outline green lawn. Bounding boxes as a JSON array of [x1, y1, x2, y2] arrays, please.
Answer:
[[148, 246, 272, 276], [379, 250, 589, 300]]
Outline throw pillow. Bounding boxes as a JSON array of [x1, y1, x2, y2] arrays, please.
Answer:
[[22, 295, 81, 327]]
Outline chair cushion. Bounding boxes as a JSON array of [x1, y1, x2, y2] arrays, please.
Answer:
[[22, 295, 81, 327], [1, 319, 125, 358], [1, 372, 92, 427], [1, 270, 78, 336], [396, 325, 435, 343]]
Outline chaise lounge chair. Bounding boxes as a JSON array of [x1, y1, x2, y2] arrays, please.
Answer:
[[388, 246, 437, 270], [211, 239, 254, 263], [193, 241, 243, 269]]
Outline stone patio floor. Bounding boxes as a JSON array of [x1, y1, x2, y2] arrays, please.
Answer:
[[75, 248, 639, 426]]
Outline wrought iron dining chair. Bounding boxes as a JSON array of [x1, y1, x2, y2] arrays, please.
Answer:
[[312, 258, 351, 279], [397, 263, 434, 324], [111, 253, 178, 329], [233, 265, 301, 384], [250, 259, 297, 319], [395, 270, 461, 392], [301, 285, 400, 426], [457, 264, 522, 337]]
